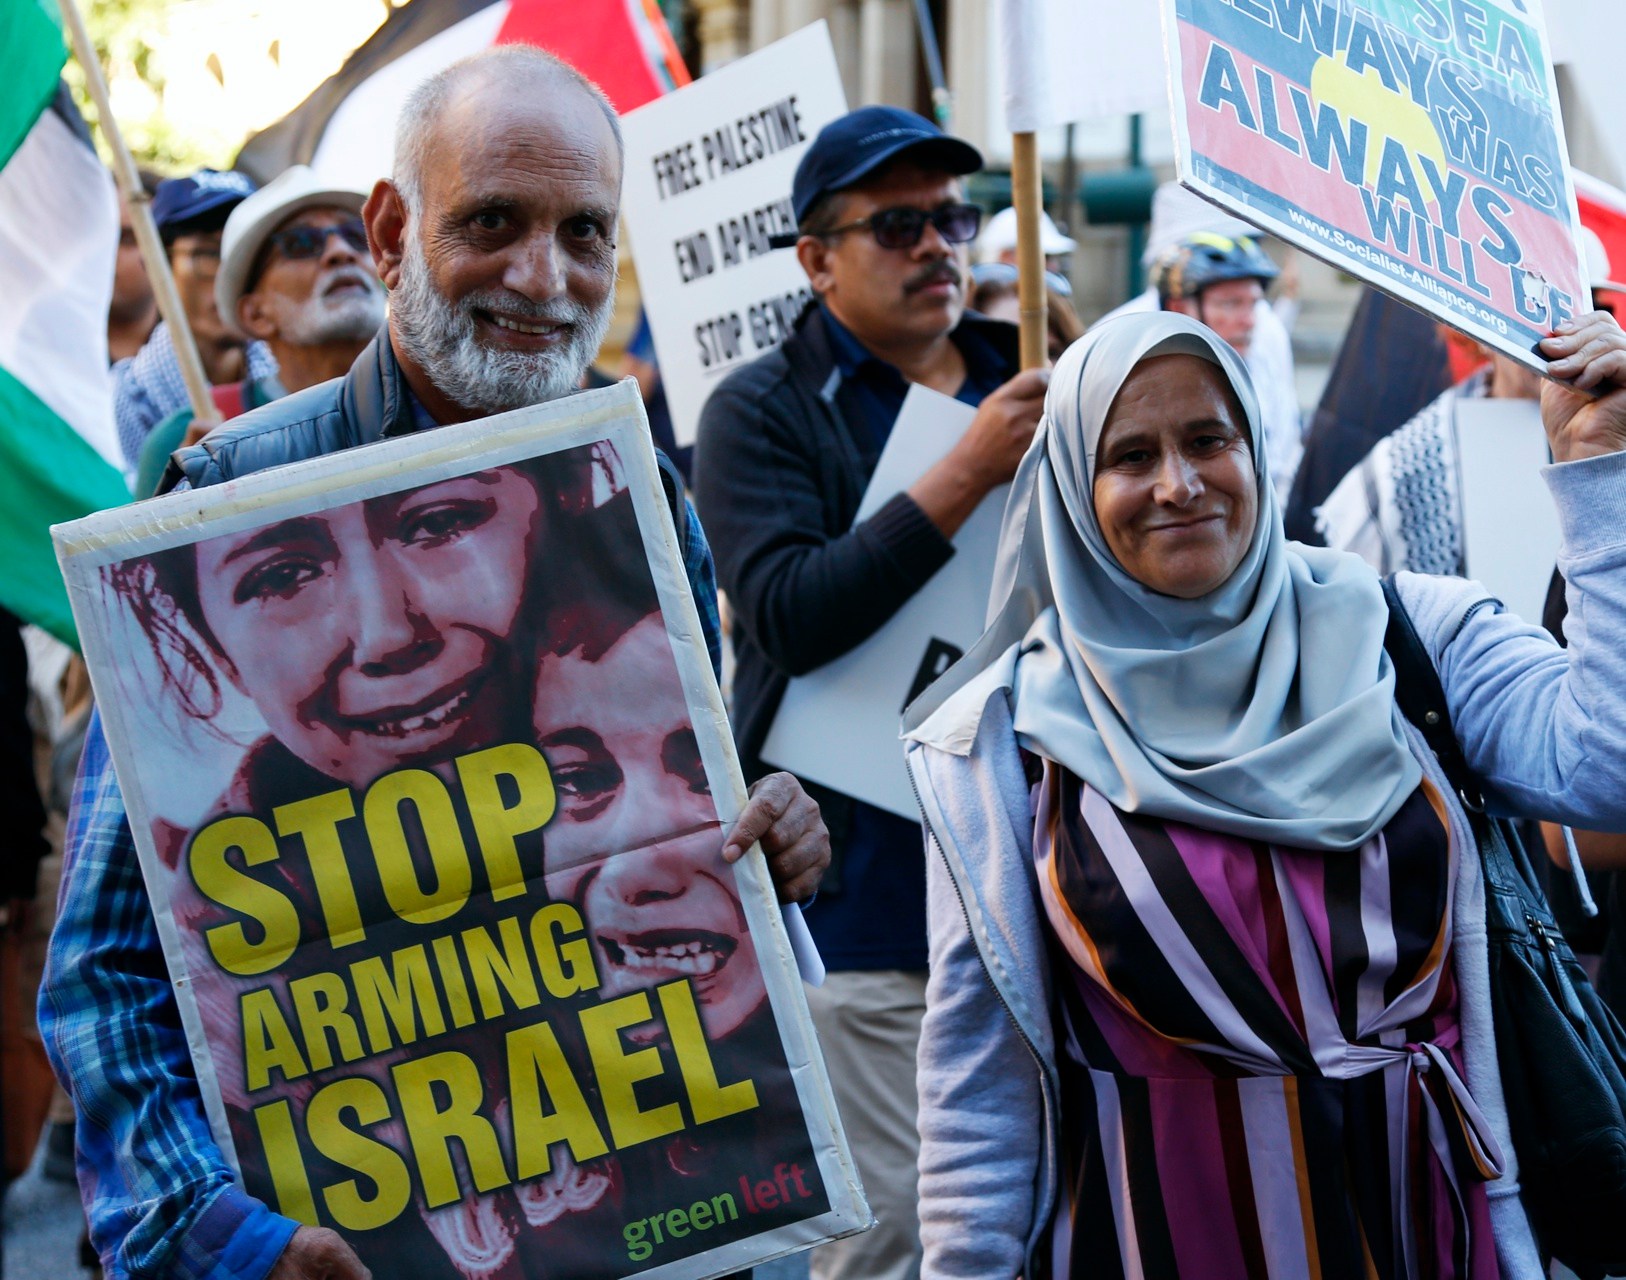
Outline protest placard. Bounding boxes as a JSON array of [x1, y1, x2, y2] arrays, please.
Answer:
[[1163, 0, 1587, 371], [53, 381, 868, 1280], [1457, 395, 1560, 621], [760, 387, 1000, 820], [620, 24, 848, 446]]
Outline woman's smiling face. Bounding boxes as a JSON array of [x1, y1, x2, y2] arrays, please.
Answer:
[[193, 469, 543, 788], [1092, 354, 1259, 599], [535, 614, 764, 1039]]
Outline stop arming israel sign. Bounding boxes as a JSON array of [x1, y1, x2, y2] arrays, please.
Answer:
[[53, 381, 868, 1280], [620, 24, 848, 446], [1163, 0, 1588, 371]]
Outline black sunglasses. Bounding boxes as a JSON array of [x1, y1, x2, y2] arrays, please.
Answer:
[[821, 202, 982, 250], [266, 217, 369, 261]]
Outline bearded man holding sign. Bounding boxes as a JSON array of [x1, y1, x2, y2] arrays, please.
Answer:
[[42, 47, 830, 1280]]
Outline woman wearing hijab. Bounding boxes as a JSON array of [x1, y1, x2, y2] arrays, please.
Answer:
[[903, 309, 1626, 1279]]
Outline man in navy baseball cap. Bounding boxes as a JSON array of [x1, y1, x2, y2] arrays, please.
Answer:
[[151, 167, 257, 245], [776, 104, 983, 235], [151, 171, 260, 388], [148, 168, 260, 389], [112, 168, 266, 467], [694, 104, 1049, 1280]]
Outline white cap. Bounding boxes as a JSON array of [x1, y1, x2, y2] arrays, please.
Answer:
[[979, 206, 1077, 261], [1579, 225, 1626, 295], [216, 165, 370, 330], [1142, 181, 1264, 268]]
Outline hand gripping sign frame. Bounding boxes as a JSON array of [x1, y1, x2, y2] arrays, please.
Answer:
[[52, 380, 868, 1280], [760, 386, 996, 820], [1162, 0, 1588, 373]]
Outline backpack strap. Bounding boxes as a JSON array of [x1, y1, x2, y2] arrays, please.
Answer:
[[1380, 576, 1553, 904], [1380, 575, 1485, 812]]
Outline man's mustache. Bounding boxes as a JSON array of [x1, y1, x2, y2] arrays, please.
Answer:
[[905, 260, 961, 293], [459, 289, 591, 327]]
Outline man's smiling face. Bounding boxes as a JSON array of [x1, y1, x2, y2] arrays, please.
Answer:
[[384, 69, 622, 417]]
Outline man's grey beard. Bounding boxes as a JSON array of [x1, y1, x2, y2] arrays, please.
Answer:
[[389, 229, 613, 416], [279, 266, 387, 347]]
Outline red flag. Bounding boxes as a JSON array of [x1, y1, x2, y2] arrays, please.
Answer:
[[239, 0, 692, 185], [497, 0, 688, 114]]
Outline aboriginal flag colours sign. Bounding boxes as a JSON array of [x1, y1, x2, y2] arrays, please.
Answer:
[[0, 0, 128, 648], [1165, 0, 1586, 370]]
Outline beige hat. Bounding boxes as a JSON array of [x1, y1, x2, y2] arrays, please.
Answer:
[[216, 165, 370, 330], [979, 206, 1077, 261]]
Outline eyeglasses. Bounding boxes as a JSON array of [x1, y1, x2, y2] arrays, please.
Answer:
[[265, 217, 369, 261], [1199, 290, 1260, 315], [821, 202, 982, 250], [169, 238, 222, 276], [170, 240, 221, 262]]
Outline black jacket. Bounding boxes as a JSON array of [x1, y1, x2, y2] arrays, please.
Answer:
[[693, 305, 1019, 851], [0, 607, 46, 901]]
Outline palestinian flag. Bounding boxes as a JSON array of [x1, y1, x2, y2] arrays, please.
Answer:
[[0, 0, 128, 649], [237, 0, 690, 186]]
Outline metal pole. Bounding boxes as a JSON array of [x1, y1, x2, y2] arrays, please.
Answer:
[[909, 0, 952, 128], [1057, 123, 1077, 242], [1011, 131, 1048, 370], [56, 0, 220, 430], [1126, 112, 1147, 301]]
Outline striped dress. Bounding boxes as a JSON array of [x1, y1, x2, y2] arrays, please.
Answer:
[[1031, 758, 1505, 1280]]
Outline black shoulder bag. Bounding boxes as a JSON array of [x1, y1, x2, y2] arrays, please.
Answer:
[[1382, 577, 1626, 1277]]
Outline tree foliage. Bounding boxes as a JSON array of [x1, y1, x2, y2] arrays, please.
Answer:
[[64, 0, 233, 174]]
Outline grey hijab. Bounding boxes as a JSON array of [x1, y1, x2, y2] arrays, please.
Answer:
[[904, 312, 1420, 851]]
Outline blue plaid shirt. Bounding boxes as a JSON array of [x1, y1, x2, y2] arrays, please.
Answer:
[[40, 471, 720, 1280], [112, 322, 278, 471]]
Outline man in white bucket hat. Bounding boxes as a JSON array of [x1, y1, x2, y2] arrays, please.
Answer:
[[977, 203, 1076, 272], [135, 165, 385, 494]]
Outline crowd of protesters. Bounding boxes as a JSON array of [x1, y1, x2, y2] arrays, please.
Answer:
[[3, 39, 1626, 1280]]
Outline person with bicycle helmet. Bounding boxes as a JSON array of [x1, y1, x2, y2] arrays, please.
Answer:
[[1152, 231, 1302, 492], [1153, 231, 1280, 357]]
